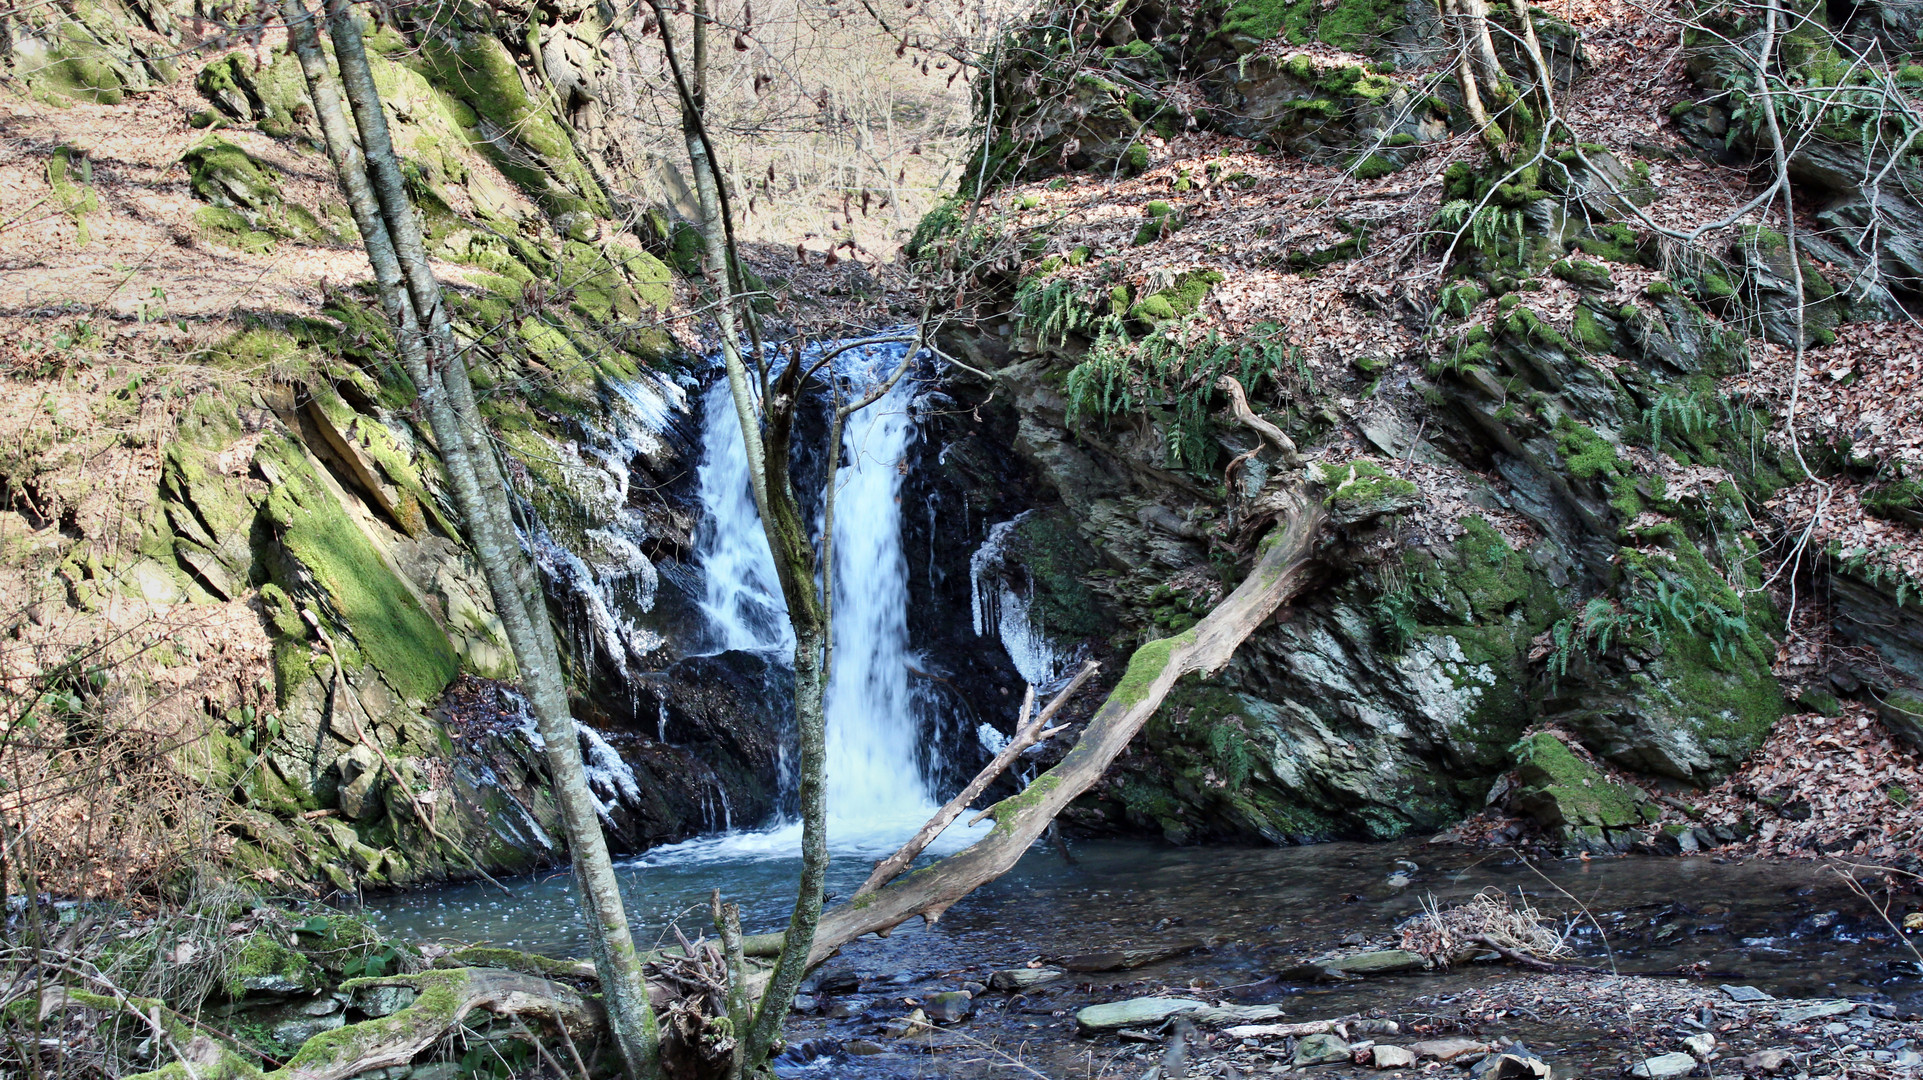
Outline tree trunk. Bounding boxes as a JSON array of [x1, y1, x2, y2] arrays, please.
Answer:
[[808, 494, 1324, 963], [304, 3, 662, 1075], [643, 3, 833, 1070]]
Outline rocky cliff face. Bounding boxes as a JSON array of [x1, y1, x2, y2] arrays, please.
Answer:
[[913, 0, 1923, 858], [0, 0, 805, 893]]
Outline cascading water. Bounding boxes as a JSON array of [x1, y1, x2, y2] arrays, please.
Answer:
[[644, 340, 980, 862], [690, 379, 794, 656]]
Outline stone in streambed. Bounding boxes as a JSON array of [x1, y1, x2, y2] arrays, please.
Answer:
[[1721, 984, 1773, 1003], [1626, 1052, 1699, 1078], [990, 967, 1065, 991], [1075, 997, 1205, 1034], [882, 1009, 930, 1038], [922, 990, 975, 1024], [1326, 949, 1428, 975], [1778, 1000, 1856, 1023], [1410, 1039, 1492, 1063], [1473, 1047, 1552, 1080], [1059, 940, 1204, 972], [1738, 1050, 1794, 1074], [1372, 1046, 1418, 1069], [1295, 1034, 1353, 1066]]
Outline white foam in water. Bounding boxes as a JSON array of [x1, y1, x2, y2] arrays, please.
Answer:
[[642, 341, 988, 867]]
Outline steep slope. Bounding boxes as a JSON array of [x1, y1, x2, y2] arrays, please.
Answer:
[[0, 0, 774, 895], [917, 0, 1923, 860]]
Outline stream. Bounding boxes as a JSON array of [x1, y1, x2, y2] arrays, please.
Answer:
[[357, 344, 1921, 1076]]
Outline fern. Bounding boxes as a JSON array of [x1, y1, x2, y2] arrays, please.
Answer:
[[1063, 317, 1299, 474], [1644, 391, 1714, 452]]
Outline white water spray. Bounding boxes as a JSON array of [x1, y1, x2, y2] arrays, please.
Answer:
[[690, 380, 793, 655]]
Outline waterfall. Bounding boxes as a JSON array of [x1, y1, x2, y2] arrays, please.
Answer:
[[820, 351, 937, 835], [690, 379, 794, 655], [643, 340, 980, 863]]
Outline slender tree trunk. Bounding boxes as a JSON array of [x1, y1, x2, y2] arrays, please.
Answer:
[[302, 2, 661, 1074], [645, 2, 832, 1069]]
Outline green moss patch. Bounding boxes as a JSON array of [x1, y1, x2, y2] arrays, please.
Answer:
[[257, 435, 458, 705]]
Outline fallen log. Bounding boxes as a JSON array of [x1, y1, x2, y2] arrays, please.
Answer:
[[808, 492, 1324, 964], [119, 968, 604, 1080]]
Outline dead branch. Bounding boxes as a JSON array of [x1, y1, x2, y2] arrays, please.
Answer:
[[808, 492, 1324, 964], [856, 660, 1099, 898], [1214, 375, 1300, 465]]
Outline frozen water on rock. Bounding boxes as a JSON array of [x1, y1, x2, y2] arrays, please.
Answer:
[[970, 513, 1077, 691]]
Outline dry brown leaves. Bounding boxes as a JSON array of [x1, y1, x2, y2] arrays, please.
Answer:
[[1680, 705, 1923, 863], [1733, 322, 1923, 476]]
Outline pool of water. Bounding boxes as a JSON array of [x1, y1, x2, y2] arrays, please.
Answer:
[[354, 833, 1920, 1007]]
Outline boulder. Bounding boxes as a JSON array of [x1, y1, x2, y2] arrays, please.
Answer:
[[1295, 1034, 1354, 1066], [1074, 997, 1205, 1035], [1508, 732, 1653, 851]]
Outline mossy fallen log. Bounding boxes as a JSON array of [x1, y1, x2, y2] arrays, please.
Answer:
[[119, 967, 602, 1080]]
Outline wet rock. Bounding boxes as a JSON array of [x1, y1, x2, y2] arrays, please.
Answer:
[[990, 967, 1065, 991], [1326, 949, 1427, 975], [1075, 997, 1205, 1034], [1474, 1048, 1552, 1080], [961, 981, 987, 995], [845, 1040, 886, 1056], [1627, 1051, 1699, 1078], [1410, 1039, 1492, 1063], [802, 963, 860, 994], [272, 1011, 346, 1047], [1372, 1046, 1418, 1069], [1779, 1001, 1856, 1023], [1721, 985, 1773, 1003], [1059, 940, 1203, 972], [1295, 1034, 1354, 1066], [789, 994, 817, 1014], [352, 984, 416, 1018], [882, 1008, 930, 1038], [1278, 961, 1353, 983], [922, 990, 975, 1024]]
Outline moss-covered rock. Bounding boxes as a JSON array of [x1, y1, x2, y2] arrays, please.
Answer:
[[256, 435, 459, 707], [183, 138, 338, 251], [1509, 730, 1653, 851]]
